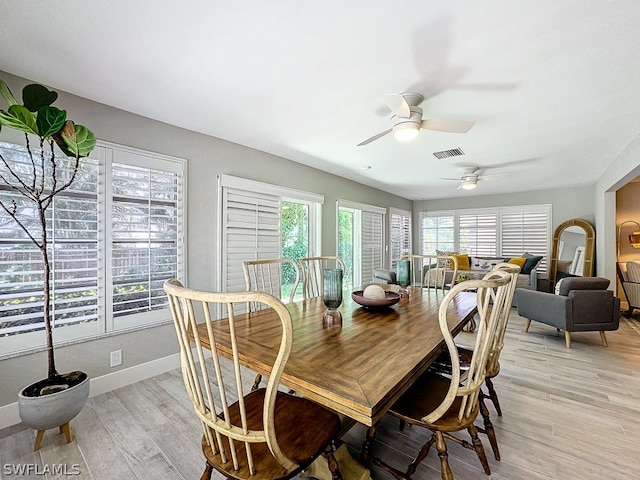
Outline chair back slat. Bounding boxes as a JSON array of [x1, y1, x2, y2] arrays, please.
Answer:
[[299, 256, 346, 299], [163, 279, 298, 474], [422, 272, 513, 424], [243, 258, 300, 310]]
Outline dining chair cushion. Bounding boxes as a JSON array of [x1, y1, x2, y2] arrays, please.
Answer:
[[203, 389, 341, 480]]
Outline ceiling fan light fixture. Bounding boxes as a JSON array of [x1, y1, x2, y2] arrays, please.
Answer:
[[393, 123, 420, 142], [460, 179, 477, 190]]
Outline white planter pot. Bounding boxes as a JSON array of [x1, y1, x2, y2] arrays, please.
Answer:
[[18, 371, 90, 432]]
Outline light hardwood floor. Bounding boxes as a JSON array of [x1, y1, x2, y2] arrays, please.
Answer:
[[2, 312, 640, 480]]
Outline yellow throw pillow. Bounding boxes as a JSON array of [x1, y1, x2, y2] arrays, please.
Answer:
[[453, 254, 471, 270], [508, 257, 526, 269]]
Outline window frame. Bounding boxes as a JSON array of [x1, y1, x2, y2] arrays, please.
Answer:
[[0, 141, 187, 357]]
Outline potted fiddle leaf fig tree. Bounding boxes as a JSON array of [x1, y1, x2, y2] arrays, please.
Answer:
[[0, 79, 96, 449]]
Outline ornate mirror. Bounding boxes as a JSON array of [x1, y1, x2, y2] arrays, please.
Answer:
[[548, 218, 595, 292]]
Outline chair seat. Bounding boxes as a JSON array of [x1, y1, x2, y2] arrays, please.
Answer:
[[389, 371, 479, 433], [203, 389, 341, 480], [430, 346, 501, 378]]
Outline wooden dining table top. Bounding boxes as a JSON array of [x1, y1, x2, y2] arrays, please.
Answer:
[[193, 286, 477, 426]]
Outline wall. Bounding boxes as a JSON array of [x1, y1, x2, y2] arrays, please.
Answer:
[[615, 180, 640, 304], [0, 71, 412, 412]]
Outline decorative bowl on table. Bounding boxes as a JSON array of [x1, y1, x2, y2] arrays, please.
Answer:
[[351, 290, 401, 309]]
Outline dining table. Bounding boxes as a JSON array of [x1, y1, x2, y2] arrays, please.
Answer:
[[193, 285, 478, 428]]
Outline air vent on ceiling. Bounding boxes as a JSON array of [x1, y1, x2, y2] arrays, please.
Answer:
[[433, 148, 465, 159]]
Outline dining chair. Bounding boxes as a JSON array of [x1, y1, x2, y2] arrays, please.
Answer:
[[163, 279, 343, 480], [398, 254, 433, 287], [299, 256, 346, 299], [364, 271, 513, 480], [242, 258, 300, 310], [243, 258, 300, 391], [427, 263, 520, 461], [424, 255, 459, 292]]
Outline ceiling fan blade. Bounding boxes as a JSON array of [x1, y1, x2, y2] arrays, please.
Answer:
[[440, 177, 462, 181], [357, 128, 392, 146], [478, 173, 511, 181], [421, 118, 475, 133], [383, 94, 411, 118]]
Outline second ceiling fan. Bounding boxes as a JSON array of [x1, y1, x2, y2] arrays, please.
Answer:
[[357, 92, 474, 146]]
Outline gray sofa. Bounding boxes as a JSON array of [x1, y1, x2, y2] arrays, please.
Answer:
[[516, 276, 620, 348]]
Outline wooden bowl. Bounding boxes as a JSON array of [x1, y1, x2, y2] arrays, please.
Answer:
[[351, 290, 401, 309]]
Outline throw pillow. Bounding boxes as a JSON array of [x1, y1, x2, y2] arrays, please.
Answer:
[[436, 249, 458, 268], [522, 253, 543, 275], [452, 254, 470, 270], [508, 257, 526, 269], [470, 257, 505, 271]]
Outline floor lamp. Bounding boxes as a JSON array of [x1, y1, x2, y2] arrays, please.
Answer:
[[616, 220, 640, 260]]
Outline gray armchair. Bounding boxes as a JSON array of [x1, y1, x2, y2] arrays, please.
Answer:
[[516, 277, 620, 348]]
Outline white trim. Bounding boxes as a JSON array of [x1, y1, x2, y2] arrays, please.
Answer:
[[0, 353, 182, 430], [219, 174, 324, 204], [337, 199, 386, 215]]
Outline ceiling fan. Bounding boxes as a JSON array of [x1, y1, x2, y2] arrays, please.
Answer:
[[357, 92, 474, 146], [441, 166, 510, 190]]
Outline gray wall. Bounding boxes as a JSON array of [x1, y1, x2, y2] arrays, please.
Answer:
[[0, 71, 412, 408]]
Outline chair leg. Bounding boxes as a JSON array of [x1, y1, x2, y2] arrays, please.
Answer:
[[434, 431, 454, 480], [405, 433, 436, 479], [467, 423, 491, 475], [251, 373, 262, 391], [600, 331, 608, 347], [523, 319, 531, 332], [200, 462, 213, 480], [485, 377, 502, 417], [478, 391, 500, 461], [323, 443, 343, 480], [565, 331, 571, 349]]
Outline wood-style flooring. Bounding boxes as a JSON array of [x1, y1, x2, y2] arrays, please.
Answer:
[[2, 312, 640, 480]]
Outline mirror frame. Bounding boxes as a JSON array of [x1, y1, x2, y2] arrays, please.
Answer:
[[548, 218, 595, 292]]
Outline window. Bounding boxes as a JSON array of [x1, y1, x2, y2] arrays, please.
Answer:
[[420, 213, 454, 254], [337, 200, 385, 289], [0, 141, 186, 356], [419, 205, 551, 274], [389, 208, 412, 269], [218, 175, 322, 301]]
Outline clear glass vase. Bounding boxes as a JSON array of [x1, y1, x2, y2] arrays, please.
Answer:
[[323, 268, 343, 326]]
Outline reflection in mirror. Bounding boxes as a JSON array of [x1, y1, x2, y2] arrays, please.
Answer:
[[549, 219, 595, 293], [557, 226, 587, 276]]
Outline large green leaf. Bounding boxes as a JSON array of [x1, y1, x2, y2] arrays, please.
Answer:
[[0, 105, 38, 135], [22, 84, 58, 112], [36, 106, 67, 137], [53, 121, 96, 158], [0, 79, 18, 107]]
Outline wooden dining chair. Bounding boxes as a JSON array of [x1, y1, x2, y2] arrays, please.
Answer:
[[163, 279, 343, 480], [428, 263, 521, 461], [242, 258, 300, 310], [243, 258, 300, 390], [424, 255, 459, 292], [364, 272, 513, 480], [298, 256, 346, 299]]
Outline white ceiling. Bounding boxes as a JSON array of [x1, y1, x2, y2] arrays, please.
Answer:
[[1, 1, 640, 200]]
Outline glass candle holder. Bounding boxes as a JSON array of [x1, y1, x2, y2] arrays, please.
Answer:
[[323, 268, 343, 326], [397, 259, 411, 298]]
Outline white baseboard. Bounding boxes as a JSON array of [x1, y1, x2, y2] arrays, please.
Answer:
[[0, 353, 181, 431]]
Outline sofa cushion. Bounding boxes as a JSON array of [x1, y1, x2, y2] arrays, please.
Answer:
[[452, 254, 470, 270], [522, 253, 543, 275], [508, 257, 526, 269], [469, 257, 505, 271]]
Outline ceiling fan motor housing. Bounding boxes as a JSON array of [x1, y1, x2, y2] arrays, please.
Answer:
[[391, 107, 423, 138]]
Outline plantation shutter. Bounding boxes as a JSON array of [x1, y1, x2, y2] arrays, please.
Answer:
[[390, 210, 412, 269], [222, 188, 281, 293], [111, 159, 184, 325], [501, 208, 550, 273], [0, 143, 99, 336], [459, 212, 497, 256], [361, 211, 383, 284]]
